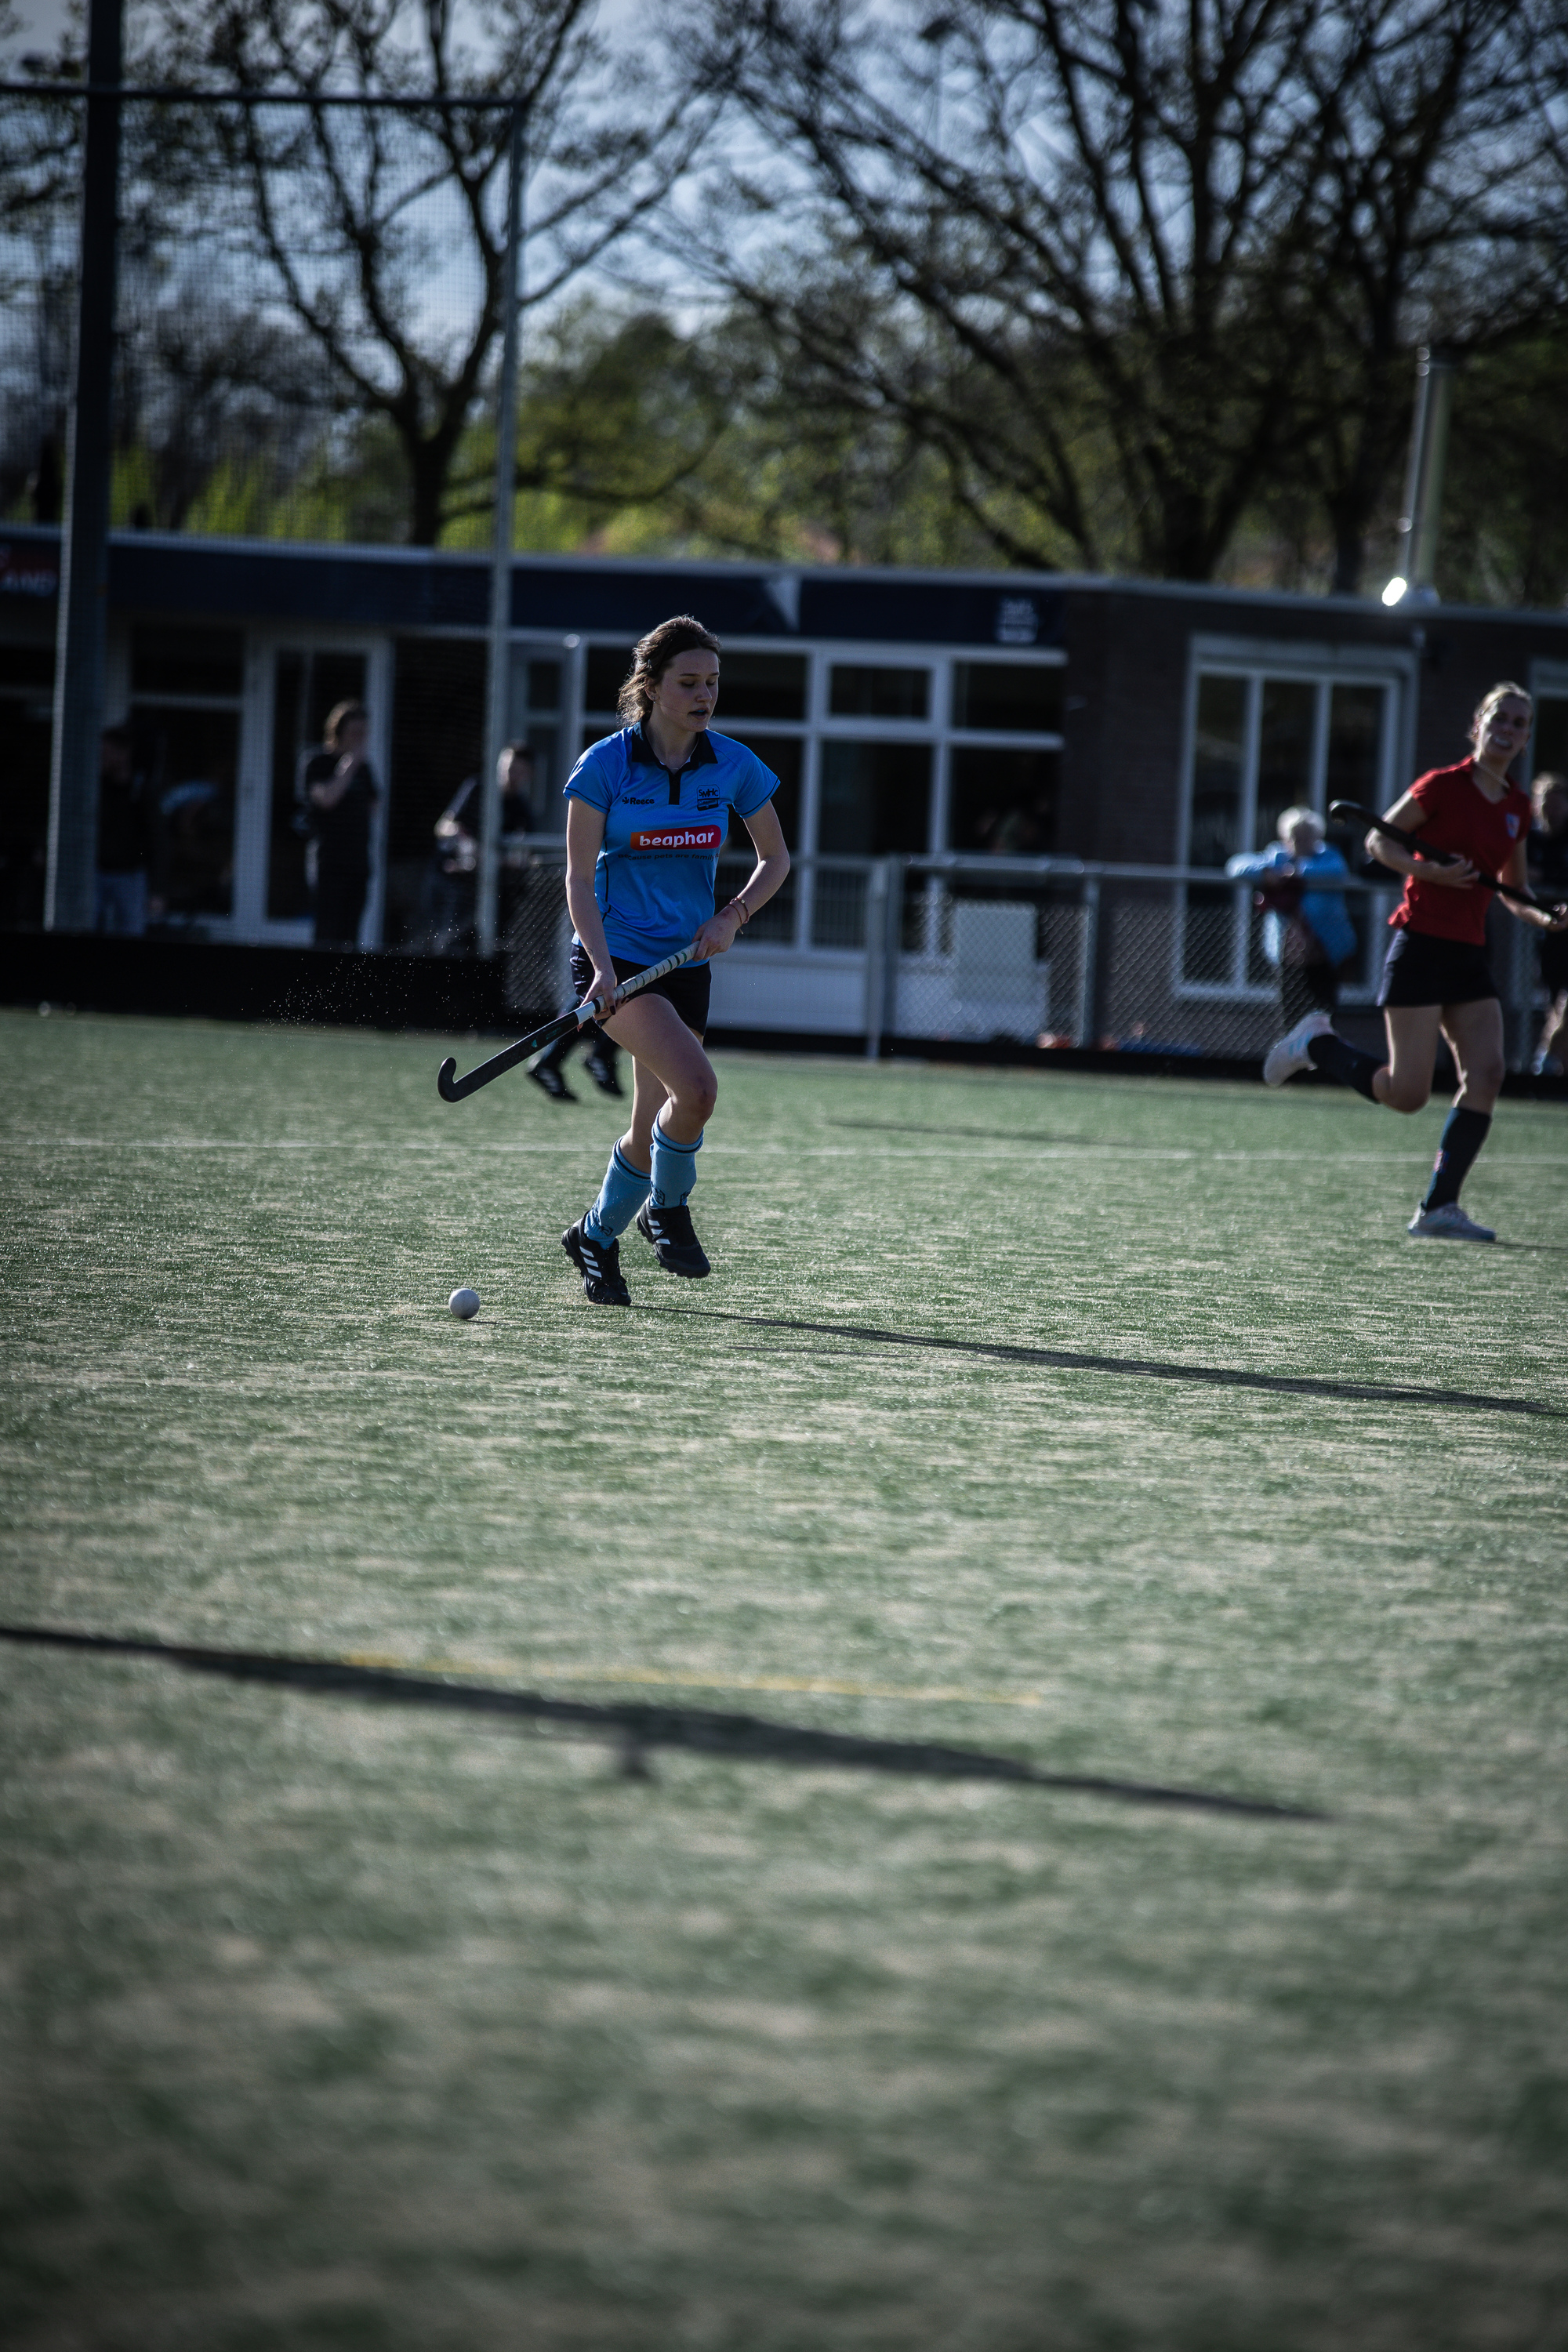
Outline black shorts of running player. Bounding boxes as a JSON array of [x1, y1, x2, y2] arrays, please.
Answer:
[[569, 942, 712, 1035], [1375, 927, 1498, 1009]]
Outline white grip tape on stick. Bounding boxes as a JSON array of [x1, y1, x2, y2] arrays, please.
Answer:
[[581, 943, 697, 1024]]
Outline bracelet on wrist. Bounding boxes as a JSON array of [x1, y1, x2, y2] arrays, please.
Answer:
[[724, 896, 751, 928]]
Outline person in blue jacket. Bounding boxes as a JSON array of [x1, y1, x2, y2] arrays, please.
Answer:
[[559, 615, 791, 1305], [1227, 805, 1357, 1031]]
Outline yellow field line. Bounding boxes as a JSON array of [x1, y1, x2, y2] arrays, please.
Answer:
[[341, 1651, 1051, 1712]]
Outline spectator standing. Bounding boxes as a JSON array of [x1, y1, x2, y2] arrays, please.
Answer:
[[1227, 805, 1356, 1030], [95, 726, 154, 934], [424, 742, 533, 955], [304, 702, 380, 948], [1529, 771, 1568, 1075]]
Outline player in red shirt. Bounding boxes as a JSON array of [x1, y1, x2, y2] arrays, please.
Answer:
[[1262, 681, 1568, 1240]]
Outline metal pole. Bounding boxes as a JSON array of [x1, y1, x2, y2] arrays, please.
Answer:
[[863, 858, 889, 1056], [1387, 347, 1456, 608], [479, 104, 524, 960], [1073, 875, 1101, 1047], [45, 0, 123, 932]]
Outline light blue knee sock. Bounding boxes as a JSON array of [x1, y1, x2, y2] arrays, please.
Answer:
[[650, 1118, 701, 1208], [583, 1142, 652, 1247]]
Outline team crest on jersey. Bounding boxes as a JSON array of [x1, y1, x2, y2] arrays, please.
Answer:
[[1505, 812, 1520, 837], [628, 822, 724, 854]]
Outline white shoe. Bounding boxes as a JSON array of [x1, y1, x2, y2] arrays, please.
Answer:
[[1406, 1201, 1496, 1243], [1262, 1010, 1335, 1087]]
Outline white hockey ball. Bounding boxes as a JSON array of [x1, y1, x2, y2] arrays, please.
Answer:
[[448, 1287, 481, 1320]]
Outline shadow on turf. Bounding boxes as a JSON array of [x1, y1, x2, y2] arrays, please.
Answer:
[[640, 1305, 1557, 1418], [0, 1626, 1324, 1821]]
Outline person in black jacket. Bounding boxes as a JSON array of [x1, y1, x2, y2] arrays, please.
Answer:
[[304, 702, 380, 947]]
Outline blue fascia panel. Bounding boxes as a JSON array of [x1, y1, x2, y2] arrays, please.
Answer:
[[103, 539, 488, 628], [508, 567, 795, 638], [799, 575, 1065, 648]]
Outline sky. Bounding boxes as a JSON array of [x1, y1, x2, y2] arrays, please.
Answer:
[[6, 0, 71, 55], [2, 0, 652, 63]]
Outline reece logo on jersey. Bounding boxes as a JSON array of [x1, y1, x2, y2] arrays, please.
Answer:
[[628, 822, 724, 855]]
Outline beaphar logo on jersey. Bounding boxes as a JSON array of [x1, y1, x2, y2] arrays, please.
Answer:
[[628, 822, 724, 854]]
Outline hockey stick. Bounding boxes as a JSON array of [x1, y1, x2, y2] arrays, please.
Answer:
[[1329, 800, 1566, 918], [437, 943, 699, 1103]]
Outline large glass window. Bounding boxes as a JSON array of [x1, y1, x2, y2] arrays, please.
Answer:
[[953, 661, 1062, 734], [818, 740, 931, 855], [815, 740, 931, 947], [139, 705, 241, 922], [1181, 658, 1400, 992], [1188, 673, 1248, 868], [720, 652, 808, 720], [583, 644, 633, 720], [1531, 693, 1567, 779], [948, 746, 1058, 854], [1325, 682, 1384, 807], [1254, 678, 1316, 848], [715, 735, 801, 943], [829, 664, 927, 720], [0, 642, 54, 929], [129, 627, 248, 928]]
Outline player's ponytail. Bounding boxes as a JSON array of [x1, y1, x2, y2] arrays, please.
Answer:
[[619, 616, 721, 724]]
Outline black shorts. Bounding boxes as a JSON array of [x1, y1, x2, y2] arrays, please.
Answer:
[[1541, 930, 1568, 995], [1376, 927, 1497, 1010], [569, 943, 711, 1035]]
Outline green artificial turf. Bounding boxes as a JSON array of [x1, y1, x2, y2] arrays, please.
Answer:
[[2, 1005, 1566, 2351]]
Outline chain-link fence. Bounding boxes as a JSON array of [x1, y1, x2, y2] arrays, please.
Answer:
[[497, 844, 1551, 1069]]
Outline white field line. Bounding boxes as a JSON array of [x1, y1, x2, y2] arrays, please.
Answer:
[[8, 1138, 1559, 1165]]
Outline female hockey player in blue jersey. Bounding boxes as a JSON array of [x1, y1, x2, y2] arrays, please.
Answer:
[[559, 615, 791, 1305]]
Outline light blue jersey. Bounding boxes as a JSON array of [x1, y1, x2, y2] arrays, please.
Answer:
[[1225, 840, 1357, 968], [564, 724, 779, 962]]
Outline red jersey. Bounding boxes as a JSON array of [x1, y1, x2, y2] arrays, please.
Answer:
[[1389, 759, 1530, 946]]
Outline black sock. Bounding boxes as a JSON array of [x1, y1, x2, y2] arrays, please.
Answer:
[[1306, 1032, 1382, 1102], [1422, 1106, 1492, 1211]]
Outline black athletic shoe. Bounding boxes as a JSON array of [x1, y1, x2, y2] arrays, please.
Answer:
[[529, 1059, 577, 1102], [561, 1219, 630, 1305], [582, 1044, 623, 1098], [636, 1200, 710, 1278]]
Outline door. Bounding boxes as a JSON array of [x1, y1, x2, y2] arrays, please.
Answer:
[[234, 635, 390, 945]]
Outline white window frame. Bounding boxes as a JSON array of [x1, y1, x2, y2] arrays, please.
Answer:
[[571, 635, 1066, 953], [1175, 635, 1416, 1000]]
